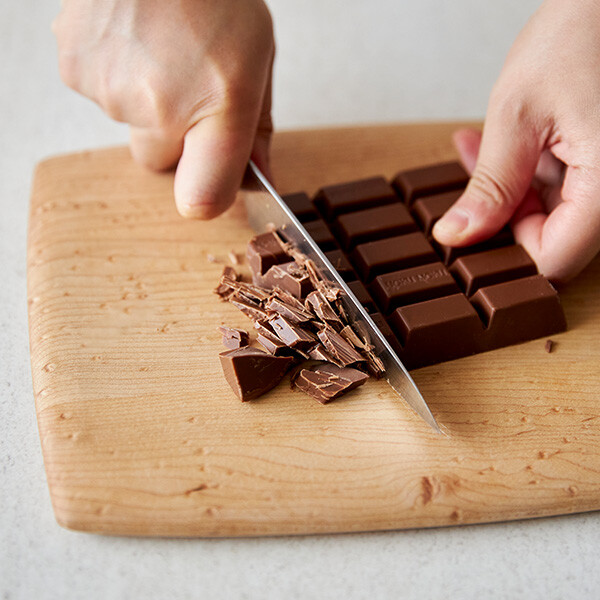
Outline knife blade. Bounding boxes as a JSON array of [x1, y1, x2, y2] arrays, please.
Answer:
[[242, 160, 442, 434]]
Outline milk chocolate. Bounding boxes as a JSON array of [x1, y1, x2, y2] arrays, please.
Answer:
[[246, 232, 288, 276], [293, 363, 369, 404], [282, 192, 319, 222], [411, 190, 462, 235], [219, 347, 294, 401], [303, 219, 337, 251], [324, 249, 355, 282], [347, 280, 376, 313], [333, 202, 416, 250], [393, 161, 469, 205], [351, 232, 437, 282], [256, 261, 313, 299], [314, 177, 398, 219], [218, 326, 250, 350], [369, 262, 460, 314], [281, 160, 567, 369]]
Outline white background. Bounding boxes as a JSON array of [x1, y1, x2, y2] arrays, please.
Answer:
[[3, 1, 600, 599]]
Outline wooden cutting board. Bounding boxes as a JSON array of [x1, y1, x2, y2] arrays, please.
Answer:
[[28, 123, 600, 537]]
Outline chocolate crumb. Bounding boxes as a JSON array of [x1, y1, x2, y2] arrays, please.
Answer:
[[545, 339, 555, 353], [229, 251, 240, 266]]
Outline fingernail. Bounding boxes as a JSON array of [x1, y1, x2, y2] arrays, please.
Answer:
[[433, 209, 470, 242]]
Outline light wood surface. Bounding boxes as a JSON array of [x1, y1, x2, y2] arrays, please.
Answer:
[[28, 123, 600, 537]]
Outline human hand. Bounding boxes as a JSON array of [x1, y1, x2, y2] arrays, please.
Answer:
[[432, 0, 600, 283], [53, 0, 274, 219]]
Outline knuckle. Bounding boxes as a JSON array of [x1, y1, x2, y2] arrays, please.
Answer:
[[56, 52, 80, 91], [467, 167, 514, 209]]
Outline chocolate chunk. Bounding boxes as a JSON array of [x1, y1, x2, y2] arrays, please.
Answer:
[[219, 347, 294, 401], [333, 202, 417, 250], [369, 262, 460, 314], [314, 177, 399, 220], [317, 326, 364, 367], [449, 245, 538, 297], [218, 326, 249, 350], [351, 231, 437, 282], [303, 219, 337, 251], [293, 363, 369, 403], [269, 315, 317, 351], [324, 249, 356, 282], [392, 161, 469, 205], [282, 191, 319, 222], [255, 261, 313, 299], [246, 232, 289, 277]]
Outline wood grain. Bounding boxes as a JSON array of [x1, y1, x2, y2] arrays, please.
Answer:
[[28, 123, 600, 537]]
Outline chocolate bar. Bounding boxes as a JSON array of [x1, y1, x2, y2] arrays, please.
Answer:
[[283, 161, 566, 369]]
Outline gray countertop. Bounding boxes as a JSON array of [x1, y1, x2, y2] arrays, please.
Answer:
[[3, 1, 599, 598]]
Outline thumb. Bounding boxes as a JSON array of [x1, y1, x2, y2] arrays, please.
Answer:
[[174, 109, 258, 220], [433, 104, 543, 246]]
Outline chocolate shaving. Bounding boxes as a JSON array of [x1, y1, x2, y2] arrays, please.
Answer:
[[545, 339, 555, 353], [264, 297, 314, 324], [305, 290, 342, 327], [317, 326, 364, 367], [230, 296, 270, 322]]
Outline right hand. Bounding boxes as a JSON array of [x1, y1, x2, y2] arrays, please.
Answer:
[[53, 0, 275, 219]]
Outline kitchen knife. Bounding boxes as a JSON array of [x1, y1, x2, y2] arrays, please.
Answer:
[[243, 160, 442, 434]]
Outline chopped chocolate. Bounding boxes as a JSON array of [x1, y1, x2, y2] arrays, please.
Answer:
[[219, 347, 294, 401], [264, 296, 314, 324], [305, 290, 343, 327], [228, 251, 240, 266], [230, 296, 270, 322], [545, 339, 555, 353], [214, 265, 241, 299], [246, 231, 289, 276], [217, 326, 249, 350], [269, 315, 318, 351], [293, 363, 369, 403], [317, 326, 364, 367], [307, 343, 337, 363], [256, 261, 313, 299], [339, 324, 370, 350], [254, 321, 302, 357]]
